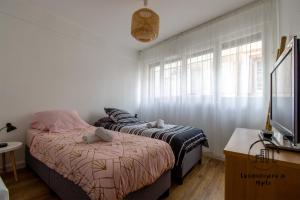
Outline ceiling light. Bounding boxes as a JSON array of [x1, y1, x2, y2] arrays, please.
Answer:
[[131, 0, 159, 43]]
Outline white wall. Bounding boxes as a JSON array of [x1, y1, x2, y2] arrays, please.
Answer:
[[278, 0, 300, 40], [0, 1, 139, 169]]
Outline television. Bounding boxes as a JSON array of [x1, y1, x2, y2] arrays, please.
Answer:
[[270, 36, 300, 147]]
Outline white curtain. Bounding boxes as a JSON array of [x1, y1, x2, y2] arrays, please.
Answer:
[[138, 0, 278, 158]]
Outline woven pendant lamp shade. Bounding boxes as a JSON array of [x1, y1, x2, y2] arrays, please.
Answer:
[[131, 7, 159, 42]]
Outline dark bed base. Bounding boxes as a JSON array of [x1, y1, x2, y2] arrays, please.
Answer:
[[25, 147, 171, 200], [173, 144, 202, 185]]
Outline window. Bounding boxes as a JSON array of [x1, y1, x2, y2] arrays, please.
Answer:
[[148, 33, 263, 99], [187, 50, 214, 96], [148, 59, 182, 99], [148, 52, 213, 99], [220, 33, 263, 97]]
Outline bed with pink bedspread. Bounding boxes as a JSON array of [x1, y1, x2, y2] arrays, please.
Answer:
[[28, 126, 175, 200]]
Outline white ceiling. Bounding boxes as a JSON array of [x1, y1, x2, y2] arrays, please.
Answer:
[[29, 0, 256, 51]]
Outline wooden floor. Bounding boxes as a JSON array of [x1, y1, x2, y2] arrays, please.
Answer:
[[1, 157, 224, 200]]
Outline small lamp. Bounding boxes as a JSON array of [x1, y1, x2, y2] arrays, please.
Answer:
[[0, 123, 17, 148]]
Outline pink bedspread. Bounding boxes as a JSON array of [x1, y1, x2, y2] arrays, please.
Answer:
[[29, 126, 174, 200]]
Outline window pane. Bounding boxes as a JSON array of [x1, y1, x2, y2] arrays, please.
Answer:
[[221, 47, 238, 96], [220, 38, 263, 97], [164, 60, 182, 98], [149, 65, 160, 98], [187, 52, 214, 96]]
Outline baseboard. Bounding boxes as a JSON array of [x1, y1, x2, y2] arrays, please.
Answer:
[[203, 151, 225, 161]]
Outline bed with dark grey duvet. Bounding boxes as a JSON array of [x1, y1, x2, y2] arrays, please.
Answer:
[[95, 117, 208, 184]]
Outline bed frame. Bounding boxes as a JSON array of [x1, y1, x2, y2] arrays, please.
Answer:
[[174, 144, 202, 185], [25, 147, 171, 200]]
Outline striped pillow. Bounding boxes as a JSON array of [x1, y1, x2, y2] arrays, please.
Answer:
[[94, 117, 115, 127], [104, 108, 139, 123]]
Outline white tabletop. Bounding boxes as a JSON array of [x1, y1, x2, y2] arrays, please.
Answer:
[[0, 177, 9, 200], [0, 142, 22, 154]]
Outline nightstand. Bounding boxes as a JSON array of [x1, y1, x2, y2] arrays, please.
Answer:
[[0, 142, 22, 181]]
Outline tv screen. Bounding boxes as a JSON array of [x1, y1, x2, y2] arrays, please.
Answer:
[[271, 50, 294, 136]]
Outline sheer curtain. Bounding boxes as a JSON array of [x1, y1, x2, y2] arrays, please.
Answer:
[[138, 0, 278, 158]]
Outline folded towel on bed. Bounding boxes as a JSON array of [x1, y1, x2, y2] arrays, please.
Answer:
[[95, 127, 113, 142], [82, 133, 101, 144], [156, 119, 165, 128], [146, 121, 157, 128], [82, 128, 113, 143], [146, 119, 165, 128]]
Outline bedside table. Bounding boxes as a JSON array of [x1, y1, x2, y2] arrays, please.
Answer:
[[0, 142, 22, 181]]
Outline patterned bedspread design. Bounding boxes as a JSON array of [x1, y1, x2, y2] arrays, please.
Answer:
[[99, 122, 208, 168], [29, 126, 174, 200]]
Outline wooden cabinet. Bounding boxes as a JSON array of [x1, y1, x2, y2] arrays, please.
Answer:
[[224, 128, 300, 200]]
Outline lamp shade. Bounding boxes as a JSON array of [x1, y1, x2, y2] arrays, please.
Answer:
[[6, 123, 16, 132], [131, 8, 159, 42]]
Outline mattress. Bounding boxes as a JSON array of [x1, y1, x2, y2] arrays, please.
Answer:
[[27, 127, 175, 200], [95, 121, 208, 169]]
